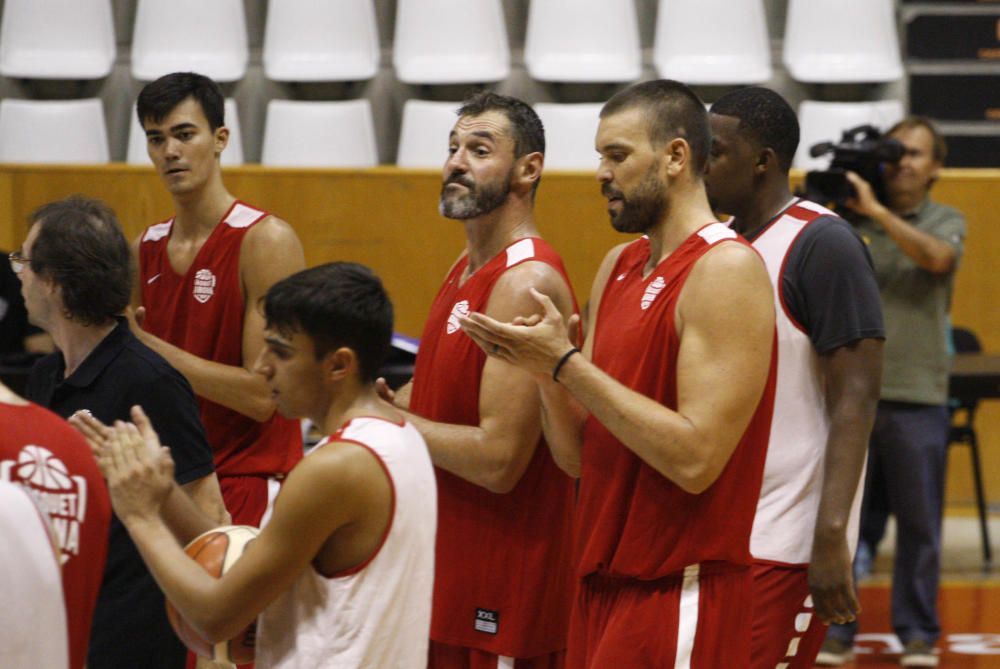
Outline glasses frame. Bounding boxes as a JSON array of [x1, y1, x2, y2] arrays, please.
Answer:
[[8, 250, 30, 274]]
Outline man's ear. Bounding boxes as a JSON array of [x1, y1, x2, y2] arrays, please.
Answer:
[[214, 126, 230, 156], [756, 147, 778, 176], [325, 346, 358, 383], [515, 151, 544, 193], [663, 137, 691, 177]]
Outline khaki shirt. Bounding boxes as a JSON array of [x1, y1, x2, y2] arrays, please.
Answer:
[[855, 198, 966, 405]]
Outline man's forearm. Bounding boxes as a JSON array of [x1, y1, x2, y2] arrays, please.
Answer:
[[555, 353, 717, 493], [538, 378, 586, 477], [402, 410, 534, 494], [870, 207, 955, 273], [136, 330, 276, 422]]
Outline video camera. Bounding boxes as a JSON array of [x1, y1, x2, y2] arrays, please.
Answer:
[[800, 124, 904, 208]]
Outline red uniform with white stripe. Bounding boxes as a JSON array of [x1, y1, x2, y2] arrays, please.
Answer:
[[571, 225, 776, 668], [410, 237, 576, 662], [747, 199, 868, 669], [0, 401, 111, 669], [139, 201, 302, 525]]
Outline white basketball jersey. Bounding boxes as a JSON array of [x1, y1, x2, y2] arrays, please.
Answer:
[[0, 480, 69, 669], [749, 199, 864, 565], [256, 418, 436, 669]]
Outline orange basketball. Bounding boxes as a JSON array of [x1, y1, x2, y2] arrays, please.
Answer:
[[165, 525, 260, 664]]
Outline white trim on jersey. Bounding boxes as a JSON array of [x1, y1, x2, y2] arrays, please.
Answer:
[[497, 656, 515, 669], [259, 476, 282, 528], [505, 237, 536, 267], [674, 563, 701, 669], [225, 202, 267, 229], [142, 219, 173, 242]]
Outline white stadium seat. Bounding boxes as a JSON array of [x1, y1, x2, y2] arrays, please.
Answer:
[[393, 0, 509, 84], [263, 0, 379, 82], [261, 99, 378, 168], [784, 0, 903, 84], [132, 0, 248, 82], [525, 0, 640, 83], [533, 103, 603, 171], [0, 98, 109, 164], [0, 0, 115, 79], [396, 100, 460, 169], [654, 0, 771, 85]]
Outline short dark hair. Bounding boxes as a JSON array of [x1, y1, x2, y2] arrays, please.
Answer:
[[710, 87, 800, 173], [136, 72, 225, 130], [601, 79, 711, 174], [887, 116, 948, 163], [29, 196, 131, 327], [263, 262, 393, 384], [457, 91, 546, 158]]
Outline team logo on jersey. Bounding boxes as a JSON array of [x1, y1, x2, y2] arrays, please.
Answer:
[[641, 276, 666, 310], [1, 445, 90, 564], [193, 268, 216, 304], [446, 300, 470, 335]]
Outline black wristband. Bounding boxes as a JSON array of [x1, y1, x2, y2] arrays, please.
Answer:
[[552, 347, 580, 382]]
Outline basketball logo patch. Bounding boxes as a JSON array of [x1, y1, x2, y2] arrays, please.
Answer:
[[641, 276, 666, 310], [1, 445, 90, 564], [447, 300, 470, 335], [193, 268, 216, 304]]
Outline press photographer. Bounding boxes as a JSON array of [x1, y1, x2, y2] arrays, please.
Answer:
[[818, 117, 967, 667]]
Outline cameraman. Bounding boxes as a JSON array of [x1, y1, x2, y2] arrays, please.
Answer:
[[819, 117, 966, 667]]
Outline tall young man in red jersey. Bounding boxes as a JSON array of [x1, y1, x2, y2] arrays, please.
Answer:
[[0, 379, 111, 669], [703, 87, 885, 669], [381, 92, 577, 668], [132, 72, 306, 528], [460, 80, 777, 667]]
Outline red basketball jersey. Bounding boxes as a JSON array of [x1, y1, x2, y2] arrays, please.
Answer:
[[410, 237, 576, 658], [578, 224, 776, 580], [139, 201, 302, 477], [0, 401, 111, 669]]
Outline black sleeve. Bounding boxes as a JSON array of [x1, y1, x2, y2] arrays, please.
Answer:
[[126, 366, 216, 485], [781, 216, 886, 354]]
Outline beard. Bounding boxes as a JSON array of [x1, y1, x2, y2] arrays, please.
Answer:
[[604, 161, 666, 234], [439, 170, 512, 220]]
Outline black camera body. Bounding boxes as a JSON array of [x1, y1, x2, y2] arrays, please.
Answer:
[[801, 124, 904, 209]]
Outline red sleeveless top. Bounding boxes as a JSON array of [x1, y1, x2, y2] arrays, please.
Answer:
[[139, 201, 302, 478], [578, 224, 777, 580], [410, 237, 577, 657]]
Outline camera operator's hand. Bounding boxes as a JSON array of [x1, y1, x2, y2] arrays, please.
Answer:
[[843, 171, 887, 219]]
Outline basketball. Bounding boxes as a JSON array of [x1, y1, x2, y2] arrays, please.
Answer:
[[165, 525, 260, 664]]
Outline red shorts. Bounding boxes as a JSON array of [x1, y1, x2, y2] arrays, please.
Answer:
[[750, 562, 827, 669], [567, 565, 752, 668], [428, 640, 564, 669], [218, 475, 281, 527]]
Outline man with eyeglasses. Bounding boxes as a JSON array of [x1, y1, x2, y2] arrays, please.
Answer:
[[2, 247, 51, 359], [15, 195, 227, 669]]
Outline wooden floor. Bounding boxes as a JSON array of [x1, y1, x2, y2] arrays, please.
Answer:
[[824, 512, 1000, 668], [841, 584, 1000, 667]]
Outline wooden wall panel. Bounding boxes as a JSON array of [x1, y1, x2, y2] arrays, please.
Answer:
[[0, 165, 996, 506]]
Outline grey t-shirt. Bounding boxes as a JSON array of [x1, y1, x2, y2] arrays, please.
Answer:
[[855, 198, 966, 405]]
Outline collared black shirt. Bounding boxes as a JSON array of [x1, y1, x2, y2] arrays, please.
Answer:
[[26, 317, 215, 669]]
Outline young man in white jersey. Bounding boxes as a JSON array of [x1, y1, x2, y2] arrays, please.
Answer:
[[76, 263, 437, 669], [703, 87, 884, 669]]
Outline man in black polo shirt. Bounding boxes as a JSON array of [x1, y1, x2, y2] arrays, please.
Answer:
[[17, 195, 226, 669]]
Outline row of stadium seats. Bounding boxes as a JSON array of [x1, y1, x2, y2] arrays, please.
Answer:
[[0, 96, 905, 171], [0, 0, 903, 85]]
